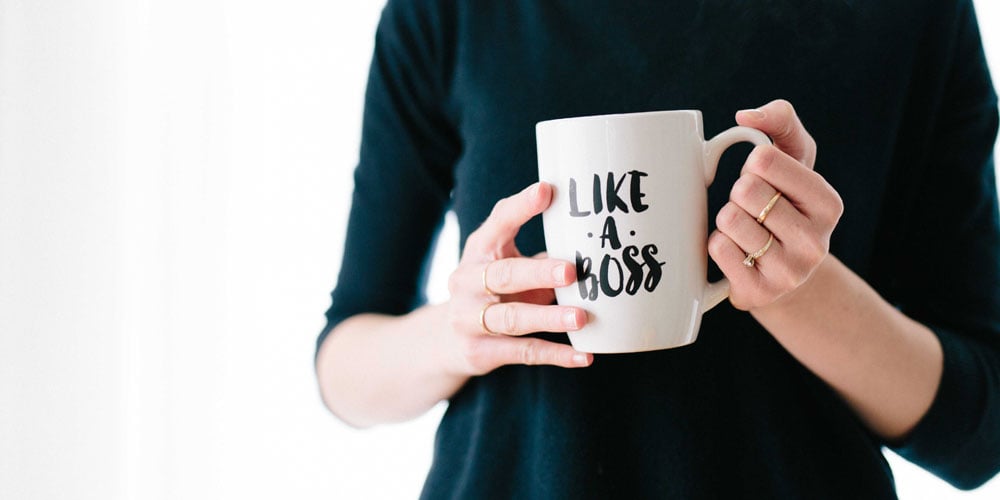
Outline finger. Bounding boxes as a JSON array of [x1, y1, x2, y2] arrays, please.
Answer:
[[487, 336, 593, 368], [735, 99, 816, 168], [482, 302, 586, 336], [729, 173, 812, 234], [707, 230, 760, 310], [467, 182, 551, 257], [710, 218, 807, 302], [715, 202, 786, 268], [484, 257, 574, 296], [740, 145, 839, 221]]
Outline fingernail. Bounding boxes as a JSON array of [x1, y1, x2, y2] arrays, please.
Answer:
[[552, 264, 570, 285], [563, 310, 579, 329], [573, 353, 590, 366], [738, 108, 766, 120]]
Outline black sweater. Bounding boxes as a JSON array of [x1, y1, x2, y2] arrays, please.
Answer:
[[320, 1, 1000, 497]]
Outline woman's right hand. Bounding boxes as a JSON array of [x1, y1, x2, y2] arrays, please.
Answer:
[[444, 182, 593, 376]]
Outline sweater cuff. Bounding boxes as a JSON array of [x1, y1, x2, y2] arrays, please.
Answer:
[[889, 325, 1000, 489]]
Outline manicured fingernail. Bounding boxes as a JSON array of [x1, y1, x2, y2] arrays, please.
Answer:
[[552, 264, 570, 285], [573, 353, 590, 366], [738, 108, 766, 120], [563, 310, 579, 329]]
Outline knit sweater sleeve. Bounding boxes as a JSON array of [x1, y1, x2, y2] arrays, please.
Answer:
[[316, 0, 457, 355], [887, 0, 1000, 490]]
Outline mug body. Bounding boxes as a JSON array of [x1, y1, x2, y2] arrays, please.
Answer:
[[537, 110, 709, 353]]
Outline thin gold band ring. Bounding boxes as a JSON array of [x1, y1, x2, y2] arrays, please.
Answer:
[[482, 262, 499, 296], [756, 191, 783, 224], [480, 302, 499, 335]]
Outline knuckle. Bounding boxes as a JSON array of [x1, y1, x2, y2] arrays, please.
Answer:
[[749, 145, 777, 175], [715, 203, 741, 231], [494, 259, 515, 289], [707, 231, 728, 257], [730, 175, 755, 205], [519, 340, 540, 365], [502, 304, 519, 333]]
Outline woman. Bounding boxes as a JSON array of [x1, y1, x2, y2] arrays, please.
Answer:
[[316, 1, 1000, 497]]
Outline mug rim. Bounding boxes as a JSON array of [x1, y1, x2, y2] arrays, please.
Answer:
[[536, 109, 703, 129]]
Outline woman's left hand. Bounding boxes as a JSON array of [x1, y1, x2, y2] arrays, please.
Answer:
[[709, 99, 844, 310]]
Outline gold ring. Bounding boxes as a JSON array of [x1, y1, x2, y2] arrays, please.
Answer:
[[480, 302, 499, 335], [482, 262, 498, 296], [756, 191, 783, 224], [743, 233, 775, 267]]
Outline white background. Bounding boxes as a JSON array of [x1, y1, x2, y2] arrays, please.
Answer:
[[0, 1, 998, 499]]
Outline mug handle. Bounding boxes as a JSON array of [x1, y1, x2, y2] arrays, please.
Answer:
[[699, 126, 772, 313]]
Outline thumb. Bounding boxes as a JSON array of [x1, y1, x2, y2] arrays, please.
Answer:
[[736, 99, 817, 168]]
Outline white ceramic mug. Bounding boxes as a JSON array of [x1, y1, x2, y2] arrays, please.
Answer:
[[536, 110, 770, 353]]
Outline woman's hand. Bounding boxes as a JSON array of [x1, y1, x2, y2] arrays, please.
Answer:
[[709, 99, 844, 310], [444, 182, 593, 375], [716, 102, 944, 443], [316, 182, 591, 427]]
